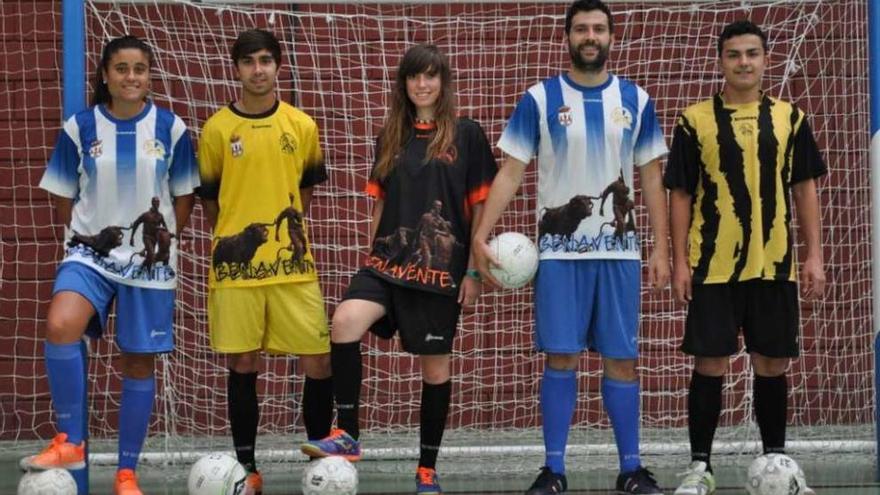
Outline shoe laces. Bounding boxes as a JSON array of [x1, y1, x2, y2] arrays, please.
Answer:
[[634, 467, 658, 483], [327, 428, 347, 440], [677, 467, 707, 485], [417, 467, 437, 485], [40, 434, 71, 456]]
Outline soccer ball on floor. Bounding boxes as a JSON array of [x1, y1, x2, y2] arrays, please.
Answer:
[[17, 469, 77, 495], [302, 457, 359, 495], [487, 232, 539, 289], [746, 453, 814, 495], [187, 453, 249, 495]]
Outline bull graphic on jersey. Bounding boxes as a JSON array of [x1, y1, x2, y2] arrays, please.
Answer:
[[274, 194, 308, 263], [129, 197, 171, 270], [538, 194, 599, 239], [366, 200, 461, 289], [374, 226, 414, 265], [410, 200, 461, 270], [598, 171, 636, 241], [68, 225, 127, 258], [212, 223, 271, 268]]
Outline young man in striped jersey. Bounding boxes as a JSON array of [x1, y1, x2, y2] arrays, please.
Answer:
[[665, 20, 825, 495], [472, 1, 669, 493]]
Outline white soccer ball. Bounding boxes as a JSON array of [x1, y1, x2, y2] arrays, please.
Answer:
[[302, 457, 359, 495], [746, 453, 813, 495], [487, 232, 539, 289], [187, 453, 250, 495], [17, 469, 77, 495]]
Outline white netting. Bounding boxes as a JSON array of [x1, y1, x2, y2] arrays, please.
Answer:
[[0, 0, 872, 471]]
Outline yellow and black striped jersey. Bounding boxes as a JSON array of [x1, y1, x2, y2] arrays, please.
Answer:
[[198, 100, 327, 288], [663, 93, 826, 284]]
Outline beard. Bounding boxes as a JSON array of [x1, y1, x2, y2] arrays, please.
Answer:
[[569, 40, 610, 72]]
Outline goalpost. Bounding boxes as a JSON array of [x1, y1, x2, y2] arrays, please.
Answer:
[[4, 0, 872, 473]]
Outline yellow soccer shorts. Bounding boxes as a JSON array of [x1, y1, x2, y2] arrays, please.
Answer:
[[208, 281, 329, 355]]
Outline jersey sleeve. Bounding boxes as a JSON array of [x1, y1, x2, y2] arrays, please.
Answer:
[[299, 118, 328, 189], [497, 91, 540, 164], [663, 115, 701, 195], [789, 118, 827, 184], [197, 120, 223, 200], [365, 135, 385, 199], [39, 121, 81, 199], [465, 120, 497, 206], [634, 97, 668, 166], [168, 117, 200, 197]]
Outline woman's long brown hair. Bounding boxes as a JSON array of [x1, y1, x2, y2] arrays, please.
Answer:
[[373, 44, 456, 179]]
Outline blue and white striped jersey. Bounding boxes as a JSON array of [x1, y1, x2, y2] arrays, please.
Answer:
[[40, 101, 199, 288], [498, 73, 667, 260]]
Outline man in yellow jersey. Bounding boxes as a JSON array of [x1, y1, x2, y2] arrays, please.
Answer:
[[197, 29, 332, 495], [665, 20, 825, 495]]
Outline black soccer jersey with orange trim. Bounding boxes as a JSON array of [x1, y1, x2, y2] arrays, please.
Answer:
[[365, 118, 497, 296], [664, 93, 826, 284]]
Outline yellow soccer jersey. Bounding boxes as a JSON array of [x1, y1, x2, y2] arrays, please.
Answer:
[[664, 94, 826, 284], [198, 100, 328, 288]]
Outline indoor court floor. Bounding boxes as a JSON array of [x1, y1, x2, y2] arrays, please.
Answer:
[[3, 455, 878, 494]]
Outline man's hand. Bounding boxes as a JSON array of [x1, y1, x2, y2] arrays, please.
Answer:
[[799, 256, 826, 301], [647, 249, 670, 293], [672, 262, 692, 305]]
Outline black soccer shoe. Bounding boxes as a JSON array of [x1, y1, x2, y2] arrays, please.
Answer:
[[616, 466, 663, 494], [525, 466, 568, 494]]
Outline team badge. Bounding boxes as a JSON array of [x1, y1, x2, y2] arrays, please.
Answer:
[[437, 145, 458, 163], [142, 139, 166, 158], [557, 106, 573, 127], [279, 132, 296, 154], [88, 139, 103, 158], [610, 107, 633, 129], [738, 122, 755, 137], [230, 134, 244, 157]]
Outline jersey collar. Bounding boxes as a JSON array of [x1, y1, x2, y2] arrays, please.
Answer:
[[228, 99, 280, 119], [97, 100, 153, 125], [561, 72, 615, 93]]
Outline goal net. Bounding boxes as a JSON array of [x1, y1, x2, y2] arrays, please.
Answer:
[[1, 0, 872, 472]]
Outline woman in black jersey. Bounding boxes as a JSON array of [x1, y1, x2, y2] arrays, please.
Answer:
[[301, 44, 497, 494]]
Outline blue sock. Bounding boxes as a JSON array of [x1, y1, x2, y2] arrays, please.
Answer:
[[541, 367, 577, 475], [602, 376, 641, 473], [44, 341, 86, 445], [118, 376, 155, 471]]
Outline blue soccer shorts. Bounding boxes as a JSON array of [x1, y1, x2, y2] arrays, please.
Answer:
[[534, 259, 640, 358], [53, 261, 175, 353]]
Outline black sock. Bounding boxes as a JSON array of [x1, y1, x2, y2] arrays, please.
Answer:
[[228, 370, 259, 472], [303, 376, 333, 440], [331, 341, 362, 440], [418, 380, 451, 469], [688, 371, 722, 472], [754, 373, 787, 454]]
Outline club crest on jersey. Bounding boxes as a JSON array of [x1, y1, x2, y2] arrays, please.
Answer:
[[557, 106, 573, 127], [280, 132, 297, 154], [88, 139, 103, 158], [738, 122, 755, 137], [437, 145, 458, 163], [611, 107, 633, 129], [142, 139, 166, 158], [230, 134, 244, 157]]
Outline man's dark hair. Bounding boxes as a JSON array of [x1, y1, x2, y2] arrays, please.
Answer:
[[565, 0, 613, 35], [231, 29, 282, 65], [717, 20, 768, 57]]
